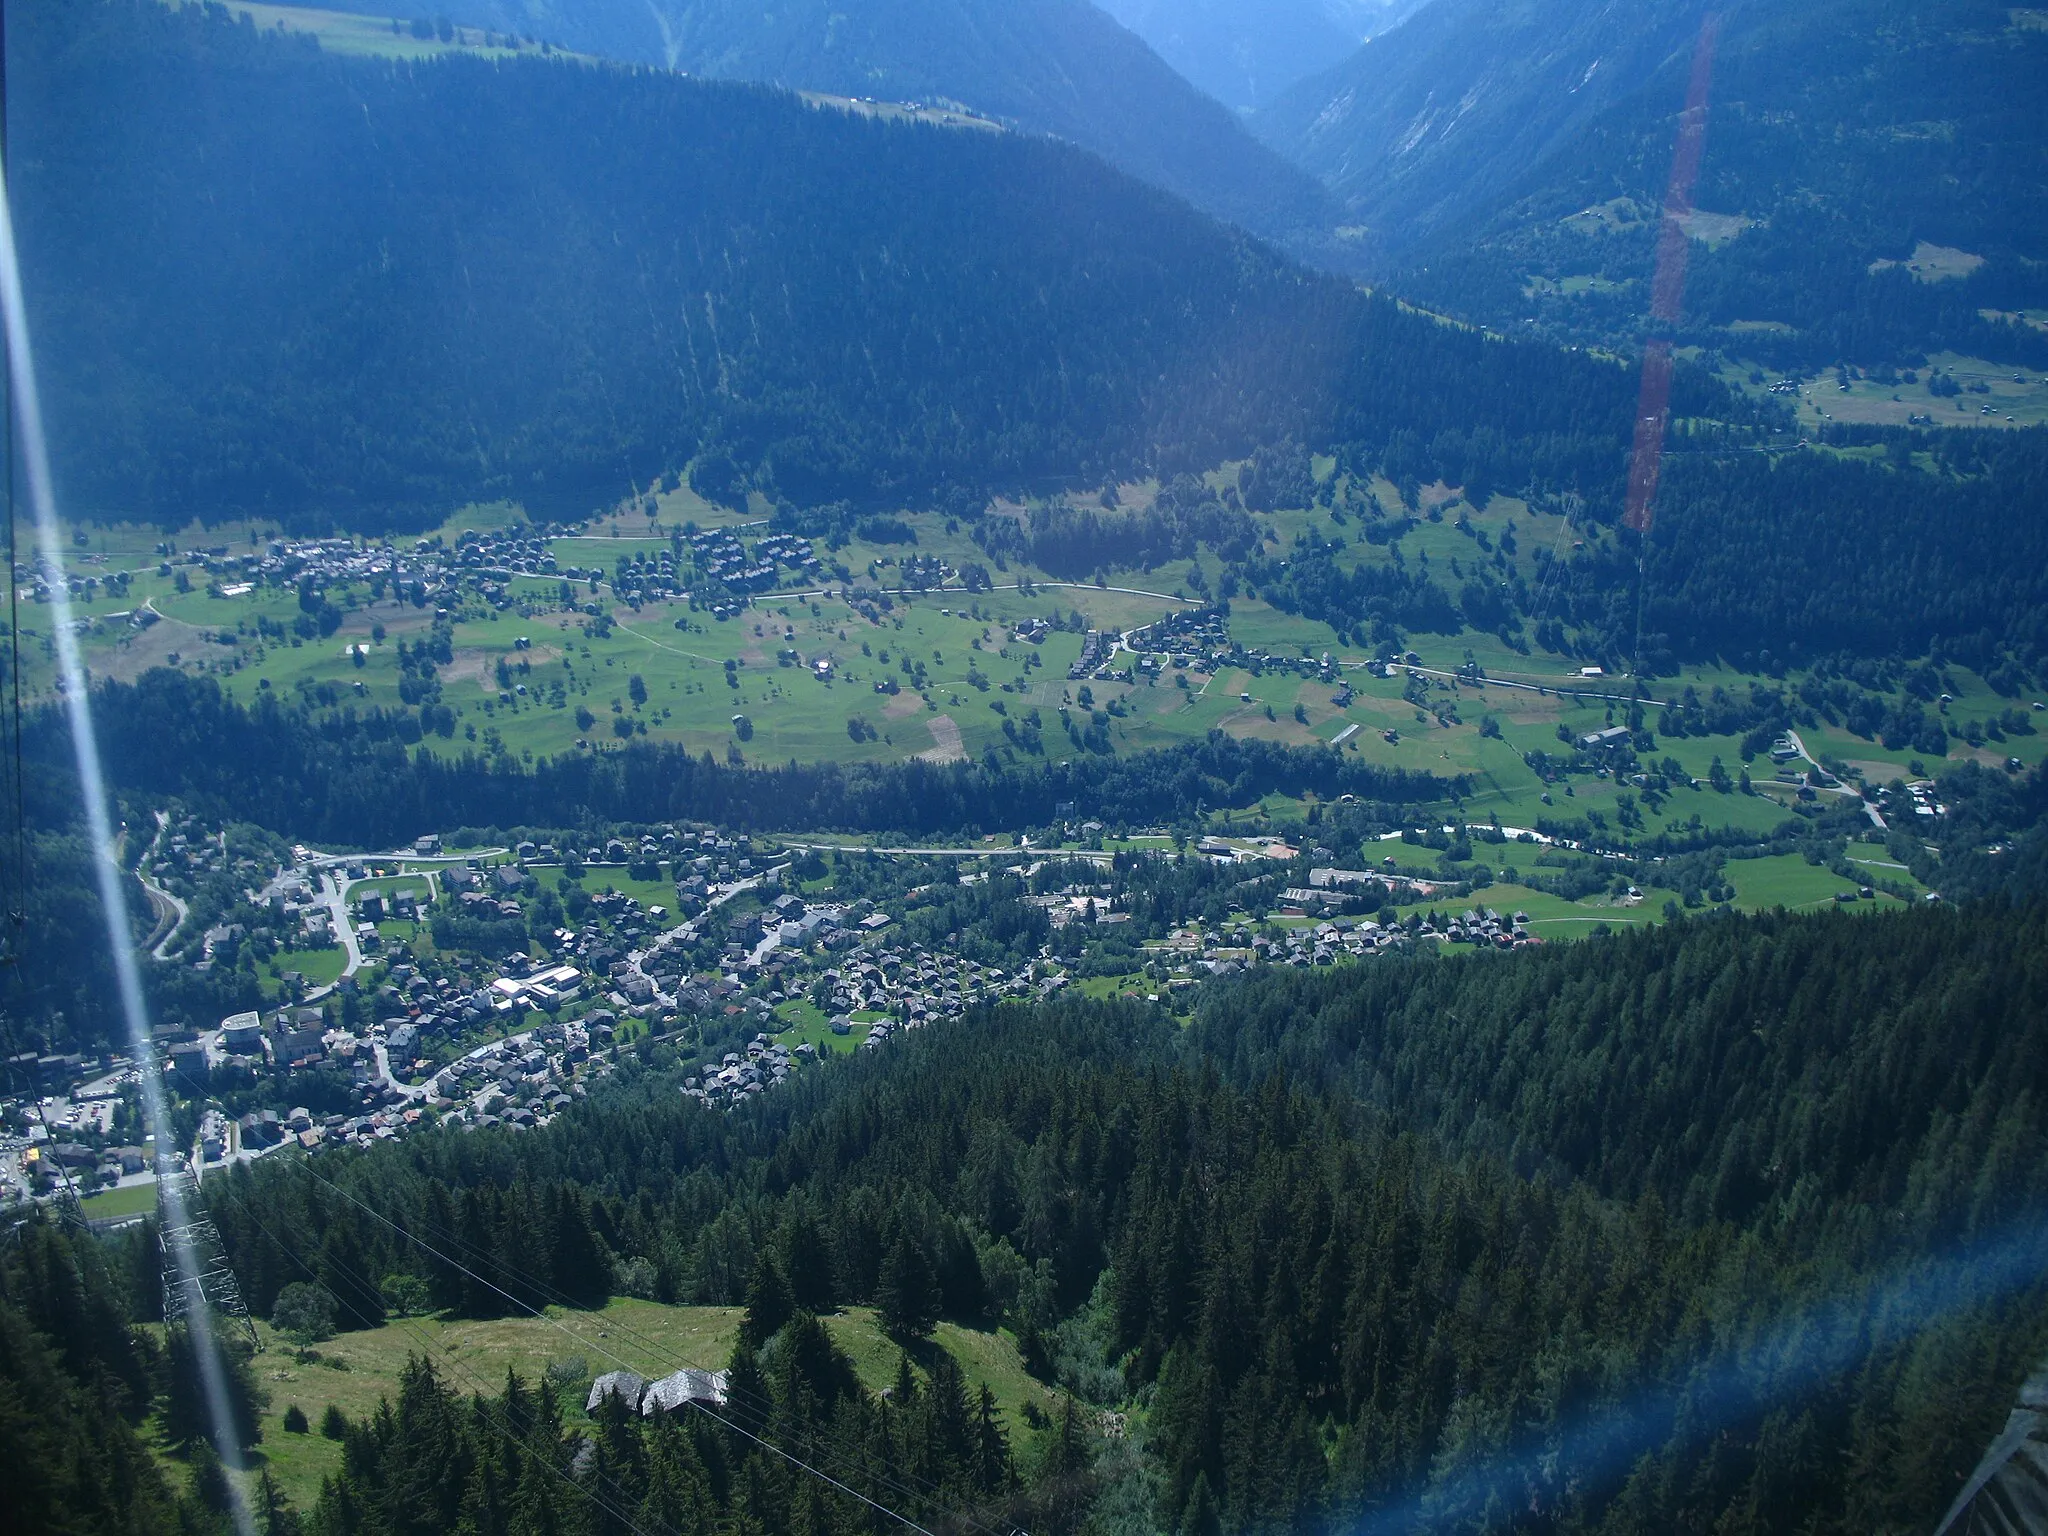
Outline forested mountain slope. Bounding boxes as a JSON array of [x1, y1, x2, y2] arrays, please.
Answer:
[[1187, 901, 2048, 1240], [1253, 0, 1709, 251], [14, 0, 1637, 527], [20, 0, 2047, 674], [343, 0, 1341, 243], [179, 898, 2048, 1533], [1094, 0, 1412, 112], [1255, 0, 2048, 366]]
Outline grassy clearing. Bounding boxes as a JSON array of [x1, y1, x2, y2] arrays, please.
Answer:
[[348, 875, 433, 903], [1719, 349, 2048, 430], [1075, 973, 1150, 1000], [218, 0, 589, 61], [245, 1303, 742, 1508], [244, 1300, 1052, 1512], [1725, 852, 1900, 911], [259, 946, 349, 993], [79, 1182, 157, 1219], [1869, 241, 1985, 283], [772, 998, 872, 1054]]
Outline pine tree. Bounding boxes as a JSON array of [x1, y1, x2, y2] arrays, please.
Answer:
[[877, 1231, 941, 1340], [547, 1187, 610, 1309], [1179, 1471, 1220, 1536], [781, 1207, 838, 1314], [972, 1384, 1013, 1495], [740, 1253, 795, 1350], [254, 1468, 301, 1536]]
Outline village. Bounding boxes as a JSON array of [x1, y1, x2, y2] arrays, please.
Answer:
[[3, 798, 1567, 1215]]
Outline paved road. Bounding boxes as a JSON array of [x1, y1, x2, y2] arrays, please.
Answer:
[[291, 846, 509, 1001], [1785, 728, 1888, 828], [626, 868, 782, 1003], [680, 578, 1194, 607], [137, 864, 188, 959], [1366, 661, 1684, 711], [136, 811, 189, 958], [299, 869, 364, 1001], [781, 839, 1114, 863]]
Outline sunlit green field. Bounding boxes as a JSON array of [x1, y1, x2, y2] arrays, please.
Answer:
[[234, 1299, 1054, 1512], [1723, 851, 1915, 911], [79, 1182, 159, 1220], [29, 474, 2036, 865], [257, 946, 349, 991]]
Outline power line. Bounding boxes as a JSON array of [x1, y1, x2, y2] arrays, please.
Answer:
[[279, 1156, 974, 1536], [276, 1145, 1013, 1527], [0, 0, 23, 949], [229, 1198, 667, 1536], [337, 1172, 1021, 1536], [0, 0, 44, 1216]]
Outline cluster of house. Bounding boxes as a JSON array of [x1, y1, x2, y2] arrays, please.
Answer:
[[1902, 781, 1948, 819], [753, 532, 820, 575], [17, 1135, 142, 1198], [169, 1003, 413, 1089], [153, 823, 241, 884], [83, 517, 805, 655], [195, 534, 467, 613], [671, 942, 1063, 1115], [149, 824, 314, 964], [425, 1017, 615, 1130], [263, 522, 600, 613], [238, 521, 796, 618], [1253, 922, 1399, 965], [683, 1033, 809, 1106], [1121, 610, 1370, 694], [271, 1100, 430, 1154], [1128, 608, 1231, 664], [814, 948, 1045, 1022], [688, 526, 793, 602], [1068, 630, 1108, 680], [1141, 901, 1535, 975]]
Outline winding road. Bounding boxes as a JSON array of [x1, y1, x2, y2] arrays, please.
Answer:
[[135, 812, 189, 959]]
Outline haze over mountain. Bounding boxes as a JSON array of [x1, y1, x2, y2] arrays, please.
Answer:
[[15, 0, 1623, 526], [358, 0, 1341, 245], [1253, 0, 1711, 250], [1254, 0, 2048, 365], [8, 2, 2048, 1532], [1094, 0, 1420, 112]]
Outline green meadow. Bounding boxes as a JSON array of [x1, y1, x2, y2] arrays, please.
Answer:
[[235, 1300, 1055, 1512], [27, 467, 2034, 879]]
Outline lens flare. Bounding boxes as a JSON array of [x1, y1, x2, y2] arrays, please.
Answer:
[[1338, 1215, 2048, 1534], [0, 163, 258, 1535], [1623, 13, 1720, 538]]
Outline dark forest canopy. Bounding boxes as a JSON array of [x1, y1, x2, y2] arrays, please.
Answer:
[[16, 0, 1684, 530], [1619, 428, 2048, 668], [407, 0, 1347, 246], [182, 897, 2048, 1534]]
